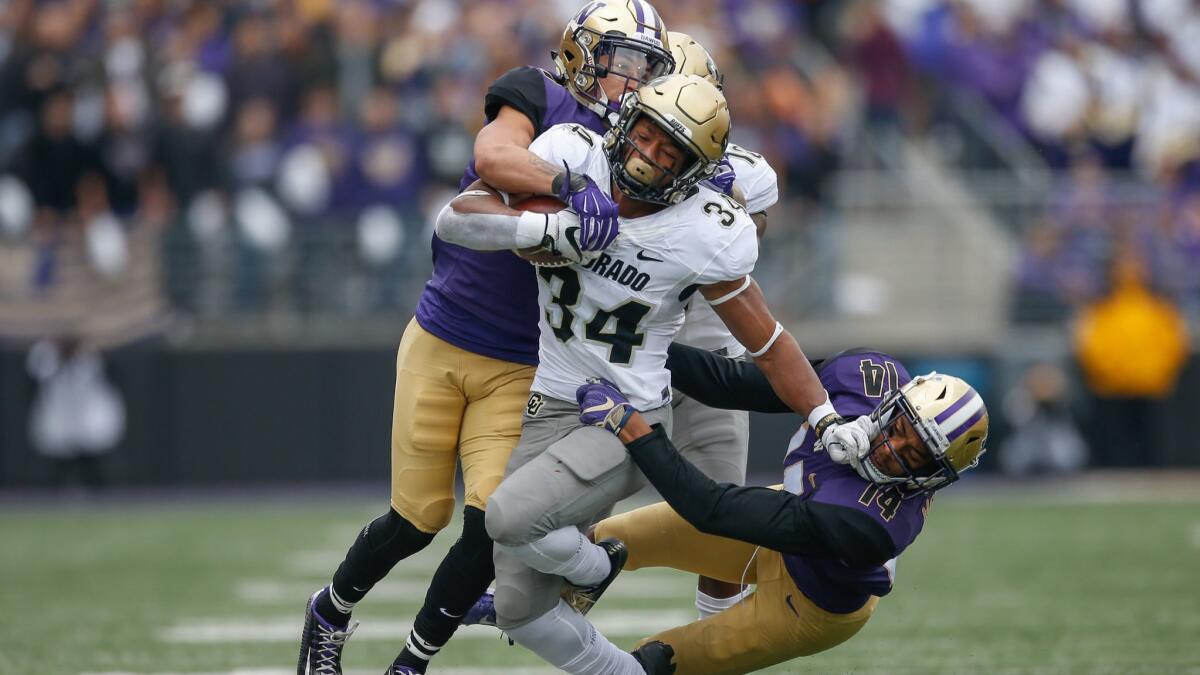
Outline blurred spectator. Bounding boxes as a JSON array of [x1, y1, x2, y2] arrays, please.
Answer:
[[844, 2, 912, 136], [1074, 245, 1190, 466], [26, 335, 127, 490], [17, 89, 92, 218], [999, 362, 1088, 475]]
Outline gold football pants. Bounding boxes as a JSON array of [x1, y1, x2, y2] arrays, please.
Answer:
[[390, 318, 535, 533], [594, 501, 877, 675]]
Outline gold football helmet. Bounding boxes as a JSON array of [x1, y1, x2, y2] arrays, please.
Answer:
[[554, 0, 675, 117], [861, 373, 989, 495], [668, 31, 723, 89], [603, 73, 730, 205]]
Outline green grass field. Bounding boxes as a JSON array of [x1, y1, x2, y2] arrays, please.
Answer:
[[4, 481, 1200, 675]]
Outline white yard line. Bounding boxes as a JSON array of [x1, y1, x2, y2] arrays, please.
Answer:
[[236, 574, 694, 603], [160, 609, 693, 644]]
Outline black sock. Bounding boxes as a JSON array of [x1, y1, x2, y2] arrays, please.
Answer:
[[324, 509, 436, 621], [393, 506, 495, 671], [312, 587, 351, 628]]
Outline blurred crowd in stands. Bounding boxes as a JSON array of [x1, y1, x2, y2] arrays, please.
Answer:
[[1, 0, 1199, 334], [0, 0, 871, 326], [4, 0, 1200, 476]]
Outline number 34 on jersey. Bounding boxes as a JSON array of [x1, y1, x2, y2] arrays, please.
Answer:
[[529, 189, 759, 410]]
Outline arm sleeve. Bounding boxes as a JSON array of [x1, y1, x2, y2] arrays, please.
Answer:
[[484, 67, 549, 134], [626, 426, 895, 567], [666, 343, 791, 413]]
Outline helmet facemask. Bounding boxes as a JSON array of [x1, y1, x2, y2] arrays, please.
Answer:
[[603, 79, 725, 205], [605, 113, 705, 205], [859, 389, 962, 497], [561, 28, 675, 117]]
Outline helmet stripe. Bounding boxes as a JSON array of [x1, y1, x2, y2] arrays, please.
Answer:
[[932, 386, 978, 425], [647, 4, 663, 39], [938, 394, 986, 441], [576, 1, 604, 24], [630, 0, 645, 32]]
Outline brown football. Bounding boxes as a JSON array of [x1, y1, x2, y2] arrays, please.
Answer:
[[512, 195, 572, 267]]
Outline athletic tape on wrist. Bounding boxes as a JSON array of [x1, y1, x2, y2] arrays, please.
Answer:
[[807, 396, 840, 436], [515, 211, 550, 248]]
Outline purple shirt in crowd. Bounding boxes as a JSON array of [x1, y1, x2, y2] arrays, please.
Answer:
[[414, 67, 605, 365]]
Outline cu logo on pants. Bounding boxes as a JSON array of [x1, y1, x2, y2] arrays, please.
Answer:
[[526, 393, 545, 417]]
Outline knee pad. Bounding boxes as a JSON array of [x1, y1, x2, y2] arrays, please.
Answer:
[[484, 494, 529, 546], [492, 580, 536, 629]]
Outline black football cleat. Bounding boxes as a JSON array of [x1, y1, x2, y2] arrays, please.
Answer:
[[565, 537, 627, 616], [631, 640, 677, 675], [298, 588, 358, 675]]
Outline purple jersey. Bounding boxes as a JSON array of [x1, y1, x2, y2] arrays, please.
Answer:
[[414, 67, 606, 365], [779, 351, 931, 613]]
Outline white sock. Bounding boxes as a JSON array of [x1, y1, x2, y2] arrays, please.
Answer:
[[696, 588, 747, 620], [498, 526, 611, 587], [506, 599, 644, 675]]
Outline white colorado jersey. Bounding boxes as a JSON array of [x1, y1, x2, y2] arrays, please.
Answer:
[[677, 143, 779, 356], [526, 123, 758, 409]]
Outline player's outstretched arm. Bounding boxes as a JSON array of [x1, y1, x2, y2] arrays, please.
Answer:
[[704, 276, 876, 462], [665, 343, 792, 413], [576, 380, 892, 566]]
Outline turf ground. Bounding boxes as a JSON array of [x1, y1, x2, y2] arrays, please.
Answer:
[[4, 475, 1200, 675]]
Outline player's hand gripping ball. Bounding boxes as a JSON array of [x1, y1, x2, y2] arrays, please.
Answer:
[[513, 195, 589, 267]]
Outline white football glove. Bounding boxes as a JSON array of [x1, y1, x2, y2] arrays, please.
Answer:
[[820, 415, 879, 466], [536, 210, 587, 264]]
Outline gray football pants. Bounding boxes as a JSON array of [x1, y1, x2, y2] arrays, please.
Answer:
[[485, 393, 672, 629], [671, 390, 750, 486]]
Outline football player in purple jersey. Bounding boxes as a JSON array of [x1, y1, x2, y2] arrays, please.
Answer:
[[296, 3, 676, 674], [576, 344, 989, 673]]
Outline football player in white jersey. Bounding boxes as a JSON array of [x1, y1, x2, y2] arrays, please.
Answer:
[[434, 74, 871, 675], [667, 31, 782, 621]]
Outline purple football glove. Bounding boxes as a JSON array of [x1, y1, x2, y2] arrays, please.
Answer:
[[554, 163, 619, 252], [710, 156, 736, 196], [576, 377, 635, 435]]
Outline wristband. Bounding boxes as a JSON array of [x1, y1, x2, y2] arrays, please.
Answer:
[[607, 404, 636, 435], [515, 211, 550, 248], [807, 395, 840, 436]]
